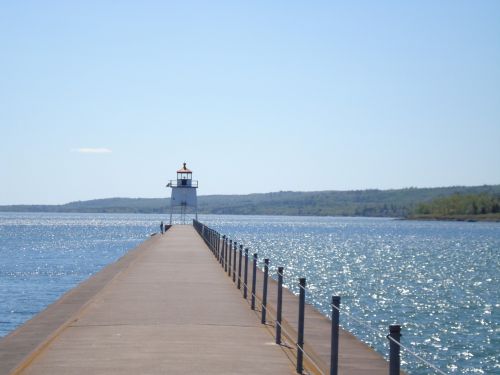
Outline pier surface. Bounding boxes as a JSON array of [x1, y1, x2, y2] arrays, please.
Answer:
[[1, 225, 392, 375], [1, 226, 293, 375]]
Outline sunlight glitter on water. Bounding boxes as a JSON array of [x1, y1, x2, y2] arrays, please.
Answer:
[[0, 213, 159, 336], [202, 215, 500, 375], [1, 213, 498, 374]]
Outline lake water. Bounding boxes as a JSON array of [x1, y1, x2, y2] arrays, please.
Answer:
[[0, 213, 498, 374]]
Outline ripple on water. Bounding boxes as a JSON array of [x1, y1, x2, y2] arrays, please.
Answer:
[[0, 212, 159, 337], [1, 213, 498, 374], [204, 215, 500, 375]]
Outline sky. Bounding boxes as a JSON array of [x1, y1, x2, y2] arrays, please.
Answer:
[[1, 1, 499, 205]]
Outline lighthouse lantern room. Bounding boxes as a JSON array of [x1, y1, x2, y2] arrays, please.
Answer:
[[167, 163, 198, 224]]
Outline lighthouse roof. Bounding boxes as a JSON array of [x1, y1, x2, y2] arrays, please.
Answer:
[[177, 163, 192, 173]]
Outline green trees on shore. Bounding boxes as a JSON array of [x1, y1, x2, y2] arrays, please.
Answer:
[[2, 186, 500, 221], [415, 193, 500, 216]]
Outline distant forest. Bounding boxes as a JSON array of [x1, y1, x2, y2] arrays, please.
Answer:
[[2, 185, 500, 220], [410, 193, 500, 220]]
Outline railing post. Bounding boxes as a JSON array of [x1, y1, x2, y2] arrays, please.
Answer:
[[243, 248, 249, 299], [388, 325, 401, 375], [297, 277, 306, 374], [261, 258, 269, 324], [232, 242, 237, 282], [216, 233, 219, 259], [223, 236, 227, 267], [330, 296, 341, 375], [215, 233, 220, 261], [251, 253, 258, 310], [221, 236, 226, 267], [225, 239, 230, 272], [237, 245, 243, 289], [228, 240, 232, 277], [221, 236, 224, 266], [276, 266, 284, 344]]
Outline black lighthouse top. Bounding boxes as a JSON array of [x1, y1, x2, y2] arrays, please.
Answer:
[[177, 162, 192, 180], [171, 163, 198, 188]]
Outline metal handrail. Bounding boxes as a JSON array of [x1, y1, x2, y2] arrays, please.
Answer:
[[193, 219, 324, 374], [167, 180, 199, 188], [192, 219, 450, 375]]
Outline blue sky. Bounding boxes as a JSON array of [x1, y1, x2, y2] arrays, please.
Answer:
[[1, 1, 499, 204]]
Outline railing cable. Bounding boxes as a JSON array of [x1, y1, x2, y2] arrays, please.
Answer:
[[194, 221, 449, 375]]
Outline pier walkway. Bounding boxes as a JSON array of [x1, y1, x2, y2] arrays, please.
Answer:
[[0, 226, 294, 375]]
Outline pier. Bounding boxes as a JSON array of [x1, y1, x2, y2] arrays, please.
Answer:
[[1, 224, 393, 375]]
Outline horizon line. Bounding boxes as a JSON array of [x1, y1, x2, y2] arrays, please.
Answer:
[[1, 183, 500, 206]]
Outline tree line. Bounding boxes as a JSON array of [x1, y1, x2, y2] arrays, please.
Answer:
[[2, 185, 500, 219], [414, 193, 500, 216]]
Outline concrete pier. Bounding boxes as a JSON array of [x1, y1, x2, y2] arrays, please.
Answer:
[[250, 268, 390, 374], [1, 224, 393, 375], [0, 226, 294, 375]]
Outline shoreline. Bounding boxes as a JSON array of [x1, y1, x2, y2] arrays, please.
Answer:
[[2, 210, 500, 222], [404, 214, 500, 222]]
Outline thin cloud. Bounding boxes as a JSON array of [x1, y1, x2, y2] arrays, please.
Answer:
[[72, 148, 112, 154]]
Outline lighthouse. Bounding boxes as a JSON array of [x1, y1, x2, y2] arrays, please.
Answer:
[[167, 163, 198, 224]]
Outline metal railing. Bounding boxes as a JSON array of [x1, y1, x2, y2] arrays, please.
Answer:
[[167, 180, 199, 188], [193, 219, 448, 375]]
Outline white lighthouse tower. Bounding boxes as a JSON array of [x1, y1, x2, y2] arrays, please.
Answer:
[[167, 163, 198, 224]]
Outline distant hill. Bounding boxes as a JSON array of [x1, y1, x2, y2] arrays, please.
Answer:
[[2, 185, 500, 217], [408, 191, 500, 221]]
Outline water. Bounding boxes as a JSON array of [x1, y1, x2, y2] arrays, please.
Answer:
[[0, 212, 161, 336], [202, 215, 500, 374], [1, 213, 498, 374]]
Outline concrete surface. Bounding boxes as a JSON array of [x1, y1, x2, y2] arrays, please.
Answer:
[[1, 226, 295, 375], [217, 236, 394, 375]]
